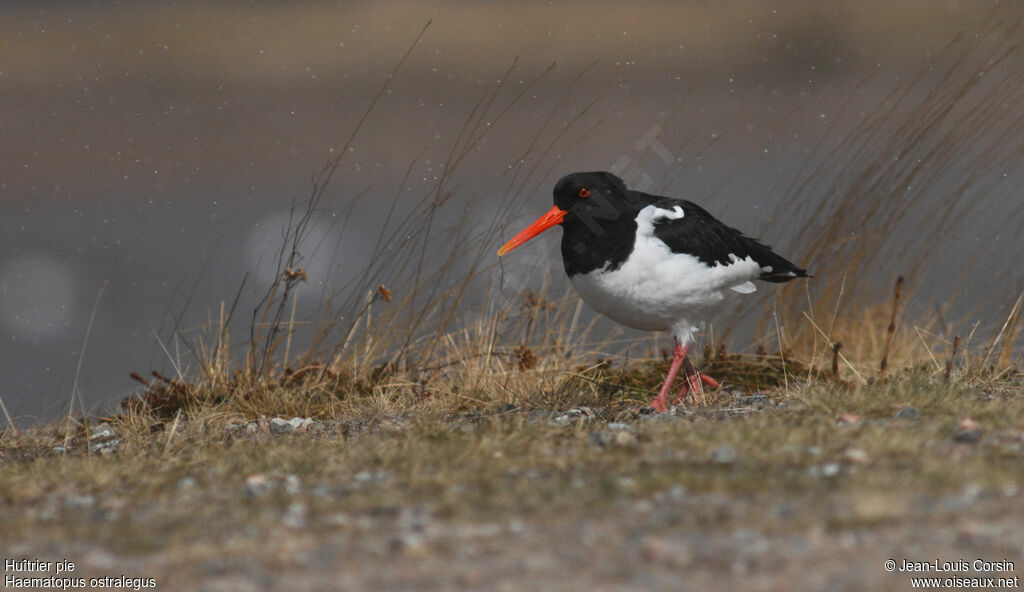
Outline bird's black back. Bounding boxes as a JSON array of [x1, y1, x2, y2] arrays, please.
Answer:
[[639, 191, 808, 282]]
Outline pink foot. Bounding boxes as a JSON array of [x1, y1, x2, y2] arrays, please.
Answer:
[[672, 359, 721, 406], [672, 387, 706, 406], [699, 373, 721, 388], [670, 381, 692, 407], [682, 369, 705, 406], [648, 394, 669, 414]]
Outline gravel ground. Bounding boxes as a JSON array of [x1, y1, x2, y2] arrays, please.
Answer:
[[5, 387, 1023, 591], [5, 488, 1022, 592]]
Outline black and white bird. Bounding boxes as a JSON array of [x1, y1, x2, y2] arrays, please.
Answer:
[[498, 171, 808, 413]]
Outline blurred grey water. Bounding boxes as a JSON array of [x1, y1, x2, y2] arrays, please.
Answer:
[[2, 2, 1022, 424]]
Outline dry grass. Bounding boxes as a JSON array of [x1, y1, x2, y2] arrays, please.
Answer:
[[2, 370, 1022, 562]]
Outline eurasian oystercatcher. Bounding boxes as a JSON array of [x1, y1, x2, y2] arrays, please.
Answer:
[[498, 171, 808, 412]]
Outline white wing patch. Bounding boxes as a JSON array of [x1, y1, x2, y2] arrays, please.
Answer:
[[652, 205, 685, 220], [730, 281, 757, 294]]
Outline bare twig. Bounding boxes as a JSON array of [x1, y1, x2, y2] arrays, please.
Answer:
[[880, 276, 904, 378], [64, 280, 108, 452], [945, 335, 961, 382], [163, 409, 183, 456], [981, 290, 1024, 371], [0, 392, 16, 435], [802, 311, 867, 385]]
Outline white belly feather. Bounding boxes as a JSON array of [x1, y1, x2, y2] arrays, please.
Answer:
[[569, 204, 764, 343]]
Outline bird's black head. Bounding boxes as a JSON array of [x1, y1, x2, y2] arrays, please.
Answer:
[[552, 171, 630, 219], [497, 171, 633, 258]]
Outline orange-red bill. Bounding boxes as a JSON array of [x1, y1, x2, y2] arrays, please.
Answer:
[[497, 205, 567, 256]]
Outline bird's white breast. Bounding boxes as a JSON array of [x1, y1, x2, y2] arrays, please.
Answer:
[[569, 204, 763, 342]]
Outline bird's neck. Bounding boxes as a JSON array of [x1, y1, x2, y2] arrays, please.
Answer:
[[560, 213, 638, 277]]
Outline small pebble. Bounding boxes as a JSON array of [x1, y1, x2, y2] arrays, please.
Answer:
[[711, 445, 737, 464], [612, 430, 638, 447], [589, 427, 639, 448], [893, 406, 920, 420], [269, 418, 295, 434], [668, 406, 694, 417], [838, 413, 862, 426], [89, 423, 116, 439], [391, 532, 427, 557], [354, 470, 391, 484], [741, 393, 773, 407], [640, 534, 693, 568], [553, 407, 594, 426], [633, 499, 653, 512], [954, 418, 982, 443], [325, 513, 352, 527], [810, 463, 842, 478], [665, 485, 687, 501], [281, 502, 307, 528], [844, 447, 871, 464], [243, 474, 275, 497], [65, 494, 95, 508], [288, 417, 315, 431], [89, 439, 122, 454]]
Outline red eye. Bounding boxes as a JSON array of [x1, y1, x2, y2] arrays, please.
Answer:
[[578, 187, 590, 198]]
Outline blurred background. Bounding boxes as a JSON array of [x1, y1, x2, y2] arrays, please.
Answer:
[[2, 1, 1023, 424]]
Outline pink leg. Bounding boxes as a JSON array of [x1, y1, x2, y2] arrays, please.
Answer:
[[673, 357, 721, 406], [648, 343, 688, 413]]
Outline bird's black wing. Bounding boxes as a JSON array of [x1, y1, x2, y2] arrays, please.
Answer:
[[643, 194, 809, 282]]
